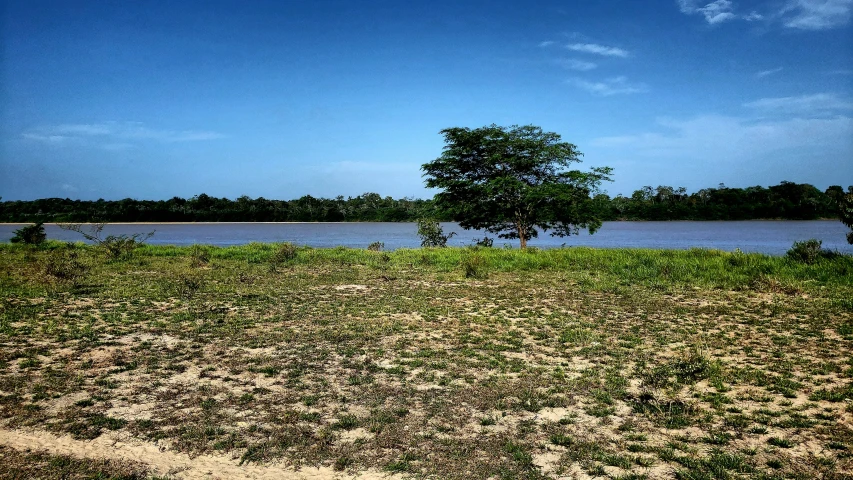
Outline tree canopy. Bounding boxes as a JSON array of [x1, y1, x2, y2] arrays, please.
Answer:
[[422, 124, 612, 248]]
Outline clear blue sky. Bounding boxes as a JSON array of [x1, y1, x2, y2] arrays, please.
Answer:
[[2, 0, 852, 201]]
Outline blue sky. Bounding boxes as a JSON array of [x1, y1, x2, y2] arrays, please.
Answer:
[[2, 0, 852, 201]]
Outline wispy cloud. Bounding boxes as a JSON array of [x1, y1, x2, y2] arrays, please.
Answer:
[[21, 121, 225, 146], [590, 114, 853, 165], [756, 67, 783, 78], [744, 93, 853, 114], [568, 76, 647, 96], [780, 0, 853, 30], [678, 0, 738, 24], [538, 40, 555, 47], [21, 133, 69, 143], [556, 58, 598, 71], [677, 0, 851, 29], [566, 43, 629, 58]]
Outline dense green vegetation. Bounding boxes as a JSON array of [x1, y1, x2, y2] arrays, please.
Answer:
[[1, 181, 847, 223], [423, 124, 612, 248], [0, 242, 851, 478]]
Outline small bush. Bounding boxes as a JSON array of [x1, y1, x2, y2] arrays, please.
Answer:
[[59, 223, 153, 260], [10, 222, 47, 245], [473, 236, 493, 248], [43, 248, 88, 286], [786, 239, 823, 264], [274, 242, 297, 262], [462, 253, 487, 279], [367, 241, 384, 252], [269, 242, 298, 272], [175, 273, 204, 298], [189, 245, 211, 267], [417, 218, 455, 247]]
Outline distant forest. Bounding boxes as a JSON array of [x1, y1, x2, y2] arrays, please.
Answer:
[[1, 182, 849, 223]]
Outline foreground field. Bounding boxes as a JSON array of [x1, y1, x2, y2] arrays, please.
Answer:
[[1, 242, 852, 479]]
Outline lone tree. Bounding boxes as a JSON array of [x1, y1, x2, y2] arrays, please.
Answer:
[[422, 124, 612, 249]]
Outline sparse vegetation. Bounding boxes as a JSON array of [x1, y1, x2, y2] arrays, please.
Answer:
[[0, 242, 851, 479], [59, 223, 154, 260]]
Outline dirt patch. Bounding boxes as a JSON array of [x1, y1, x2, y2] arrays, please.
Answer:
[[0, 428, 399, 479]]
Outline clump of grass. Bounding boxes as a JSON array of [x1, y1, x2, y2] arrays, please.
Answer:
[[42, 247, 88, 286], [331, 414, 360, 430], [768, 437, 794, 448], [175, 272, 205, 298], [189, 244, 211, 267], [786, 239, 842, 265], [269, 242, 298, 271], [462, 252, 487, 279], [334, 455, 355, 471]]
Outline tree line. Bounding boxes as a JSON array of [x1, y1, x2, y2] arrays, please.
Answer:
[[0, 181, 848, 224], [593, 182, 848, 221]]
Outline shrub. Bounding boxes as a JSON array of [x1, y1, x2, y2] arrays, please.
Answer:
[[189, 244, 211, 267], [10, 222, 47, 245], [59, 223, 153, 260], [473, 236, 493, 248], [43, 248, 88, 286], [269, 242, 298, 272], [175, 273, 204, 298], [417, 218, 455, 247], [274, 242, 298, 262], [786, 239, 823, 264], [462, 252, 487, 279], [367, 241, 384, 252]]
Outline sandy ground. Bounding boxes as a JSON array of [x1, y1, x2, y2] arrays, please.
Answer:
[[0, 428, 399, 480]]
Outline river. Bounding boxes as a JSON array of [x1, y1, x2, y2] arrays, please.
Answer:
[[2, 221, 851, 256]]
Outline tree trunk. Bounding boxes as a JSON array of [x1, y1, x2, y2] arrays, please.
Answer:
[[519, 236, 527, 249]]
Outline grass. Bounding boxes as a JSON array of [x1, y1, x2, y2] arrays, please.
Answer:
[[0, 241, 851, 479]]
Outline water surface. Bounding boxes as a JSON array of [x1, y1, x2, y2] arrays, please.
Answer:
[[2, 221, 851, 256]]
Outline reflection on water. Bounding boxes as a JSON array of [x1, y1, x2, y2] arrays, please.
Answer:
[[1, 221, 851, 256]]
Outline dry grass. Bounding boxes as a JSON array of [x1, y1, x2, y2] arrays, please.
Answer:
[[0, 243, 851, 479]]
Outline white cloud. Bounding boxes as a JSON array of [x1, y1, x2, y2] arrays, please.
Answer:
[[556, 58, 598, 71], [679, 0, 851, 29], [568, 76, 648, 96], [566, 43, 629, 57], [21, 121, 225, 145], [539, 41, 555, 47], [701, 0, 737, 23], [744, 93, 853, 113], [590, 114, 853, 164], [781, 0, 852, 30], [756, 67, 783, 77], [678, 0, 738, 24], [678, 0, 700, 13]]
